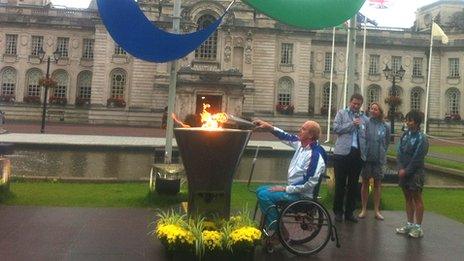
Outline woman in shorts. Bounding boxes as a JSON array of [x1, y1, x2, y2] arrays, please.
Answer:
[[358, 102, 390, 220]]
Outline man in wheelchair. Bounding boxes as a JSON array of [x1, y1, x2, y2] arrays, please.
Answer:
[[253, 119, 327, 234]]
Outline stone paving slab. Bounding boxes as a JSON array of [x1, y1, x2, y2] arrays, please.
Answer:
[[0, 206, 463, 261]]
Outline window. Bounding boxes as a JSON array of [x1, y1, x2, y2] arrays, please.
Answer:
[[368, 55, 380, 75], [280, 43, 293, 65], [410, 87, 423, 111], [5, 34, 18, 55], [1, 67, 16, 96], [324, 52, 336, 72], [412, 58, 423, 77], [31, 36, 44, 56], [114, 44, 126, 55], [446, 88, 460, 115], [82, 39, 94, 59], [322, 83, 337, 111], [277, 77, 293, 105], [310, 52, 314, 72], [195, 14, 218, 60], [110, 69, 126, 99], [26, 69, 42, 97], [56, 37, 69, 58], [391, 56, 402, 74], [367, 85, 381, 105], [449, 58, 460, 77], [52, 71, 68, 98], [77, 71, 92, 99]]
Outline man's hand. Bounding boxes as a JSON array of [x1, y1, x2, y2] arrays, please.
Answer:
[[353, 118, 362, 127], [252, 119, 274, 131], [269, 186, 286, 192], [398, 169, 406, 178]]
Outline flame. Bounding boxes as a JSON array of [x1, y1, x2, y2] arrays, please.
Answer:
[[200, 103, 228, 129]]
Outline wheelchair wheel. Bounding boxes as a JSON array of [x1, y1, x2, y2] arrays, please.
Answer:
[[278, 200, 332, 256]]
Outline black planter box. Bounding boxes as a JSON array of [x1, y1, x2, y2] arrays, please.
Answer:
[[155, 177, 181, 195]]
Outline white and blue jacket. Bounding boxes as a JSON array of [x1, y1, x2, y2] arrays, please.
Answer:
[[272, 127, 327, 198]]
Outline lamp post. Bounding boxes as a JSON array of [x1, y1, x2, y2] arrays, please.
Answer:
[[383, 64, 405, 137], [38, 48, 61, 134]]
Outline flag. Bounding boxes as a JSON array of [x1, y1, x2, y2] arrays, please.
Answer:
[[356, 12, 378, 26], [432, 22, 449, 44], [368, 0, 390, 9]]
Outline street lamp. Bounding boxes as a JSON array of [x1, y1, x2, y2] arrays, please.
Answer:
[[38, 48, 61, 133], [383, 64, 405, 137]]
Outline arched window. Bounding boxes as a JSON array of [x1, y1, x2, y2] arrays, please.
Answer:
[[77, 71, 92, 99], [277, 77, 293, 106], [277, 77, 293, 105], [367, 84, 381, 106], [410, 87, 423, 111], [1, 67, 16, 96], [110, 69, 126, 99], [308, 82, 315, 114], [322, 82, 337, 112], [52, 70, 68, 98], [195, 14, 218, 60], [446, 88, 460, 115], [26, 68, 43, 97]]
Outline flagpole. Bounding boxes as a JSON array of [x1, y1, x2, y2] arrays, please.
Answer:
[[361, 21, 367, 104], [164, 0, 181, 163], [325, 27, 336, 143], [343, 27, 350, 108], [424, 23, 434, 134]]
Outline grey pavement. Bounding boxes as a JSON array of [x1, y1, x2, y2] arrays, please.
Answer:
[[0, 206, 463, 261]]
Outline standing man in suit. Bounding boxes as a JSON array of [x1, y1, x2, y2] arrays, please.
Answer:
[[332, 93, 367, 223]]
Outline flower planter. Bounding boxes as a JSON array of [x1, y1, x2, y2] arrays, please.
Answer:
[[155, 176, 180, 195]]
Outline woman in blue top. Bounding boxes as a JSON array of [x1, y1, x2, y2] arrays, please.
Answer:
[[358, 102, 390, 220]]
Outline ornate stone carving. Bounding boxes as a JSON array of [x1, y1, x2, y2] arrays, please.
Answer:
[[244, 31, 253, 64], [72, 38, 80, 49], [46, 36, 53, 47], [20, 35, 29, 46], [224, 46, 232, 63], [234, 37, 244, 47]]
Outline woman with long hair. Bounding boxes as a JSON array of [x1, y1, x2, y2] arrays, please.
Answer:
[[358, 102, 391, 220]]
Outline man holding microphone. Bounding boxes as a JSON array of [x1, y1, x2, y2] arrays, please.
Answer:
[[332, 93, 367, 223]]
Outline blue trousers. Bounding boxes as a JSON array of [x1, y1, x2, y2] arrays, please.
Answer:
[[256, 185, 300, 230]]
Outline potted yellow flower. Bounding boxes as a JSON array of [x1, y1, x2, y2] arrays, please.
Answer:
[[155, 211, 195, 259], [154, 209, 261, 261]]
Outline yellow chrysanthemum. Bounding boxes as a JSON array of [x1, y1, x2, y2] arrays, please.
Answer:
[[202, 230, 223, 251], [229, 226, 261, 246]]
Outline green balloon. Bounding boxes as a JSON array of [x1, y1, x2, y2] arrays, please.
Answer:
[[242, 0, 366, 29]]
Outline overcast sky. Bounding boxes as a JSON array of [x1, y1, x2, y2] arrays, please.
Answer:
[[51, 0, 440, 28]]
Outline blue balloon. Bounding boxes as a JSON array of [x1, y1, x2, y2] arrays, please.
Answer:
[[97, 0, 223, 63]]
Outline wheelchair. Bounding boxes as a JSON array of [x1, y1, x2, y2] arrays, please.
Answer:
[[246, 148, 340, 256]]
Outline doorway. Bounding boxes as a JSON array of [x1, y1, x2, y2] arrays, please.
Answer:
[[196, 95, 223, 114]]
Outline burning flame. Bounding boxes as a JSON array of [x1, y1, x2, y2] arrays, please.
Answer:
[[201, 103, 228, 129]]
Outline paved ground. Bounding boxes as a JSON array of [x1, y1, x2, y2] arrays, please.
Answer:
[[0, 206, 463, 261]]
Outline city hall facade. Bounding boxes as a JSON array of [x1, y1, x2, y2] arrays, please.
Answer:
[[0, 0, 463, 131]]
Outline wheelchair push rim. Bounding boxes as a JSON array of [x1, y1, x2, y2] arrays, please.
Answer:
[[278, 200, 332, 256]]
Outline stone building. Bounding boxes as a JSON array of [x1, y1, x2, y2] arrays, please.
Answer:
[[0, 0, 463, 132]]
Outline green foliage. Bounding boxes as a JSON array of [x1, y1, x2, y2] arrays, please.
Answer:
[[4, 181, 464, 223]]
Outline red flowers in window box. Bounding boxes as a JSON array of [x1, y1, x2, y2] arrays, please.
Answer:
[[49, 96, 67, 106], [76, 97, 90, 107], [276, 104, 294, 114], [23, 95, 41, 104], [0, 94, 15, 103], [107, 97, 126, 108]]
